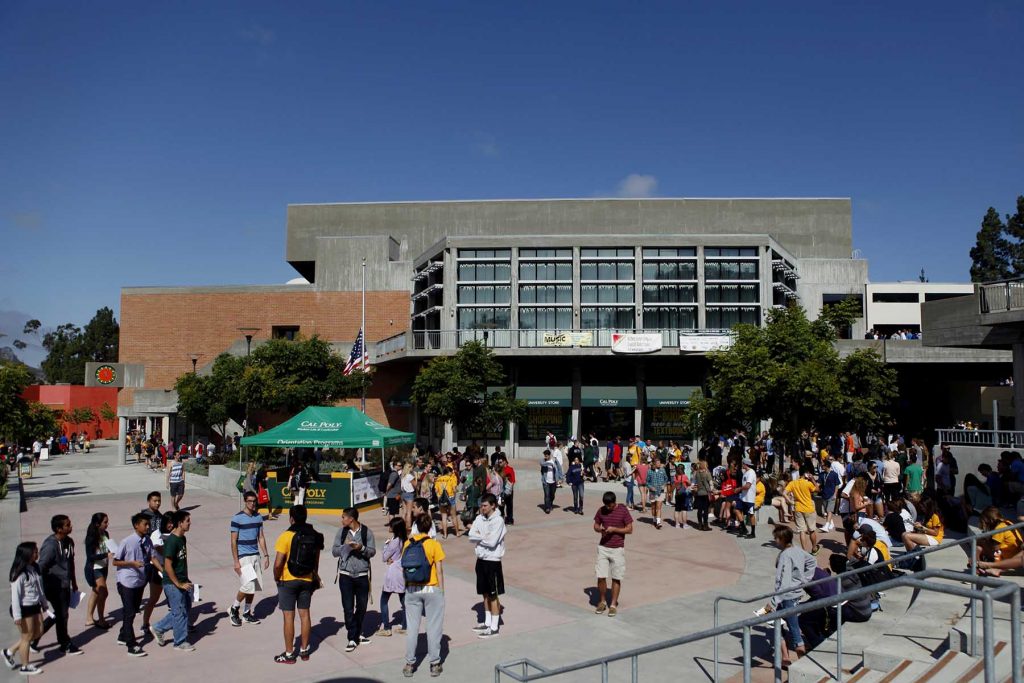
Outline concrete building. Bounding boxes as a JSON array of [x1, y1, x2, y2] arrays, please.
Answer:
[[864, 282, 974, 337], [115, 198, 1008, 457]]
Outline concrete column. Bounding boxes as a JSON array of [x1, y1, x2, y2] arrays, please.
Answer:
[[161, 416, 169, 442], [635, 362, 645, 438], [118, 417, 127, 466], [443, 420, 454, 452], [572, 364, 582, 441], [1014, 343, 1024, 431]]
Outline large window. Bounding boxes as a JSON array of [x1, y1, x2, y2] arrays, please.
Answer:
[[872, 292, 920, 303], [519, 284, 572, 304], [517, 246, 572, 343], [581, 284, 634, 304], [580, 261, 633, 280], [641, 246, 697, 331], [643, 307, 696, 329], [705, 284, 759, 304], [705, 260, 758, 280], [519, 262, 571, 281], [580, 247, 635, 328], [642, 284, 697, 303], [457, 249, 511, 332], [519, 307, 572, 330], [706, 306, 759, 328], [581, 307, 634, 329]]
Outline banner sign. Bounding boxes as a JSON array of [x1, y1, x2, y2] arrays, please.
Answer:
[[611, 333, 663, 354], [679, 335, 734, 352], [543, 331, 593, 347]]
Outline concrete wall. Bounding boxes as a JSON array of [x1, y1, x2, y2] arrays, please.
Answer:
[[287, 198, 854, 283], [798, 258, 870, 337], [312, 235, 412, 292], [865, 282, 974, 330]]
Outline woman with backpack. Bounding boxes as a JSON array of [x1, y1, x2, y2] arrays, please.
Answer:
[[83, 512, 113, 629], [377, 518, 407, 637], [3, 542, 48, 676], [434, 466, 460, 538]]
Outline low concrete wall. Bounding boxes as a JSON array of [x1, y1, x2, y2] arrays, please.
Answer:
[[188, 465, 243, 498], [946, 446, 1005, 495]]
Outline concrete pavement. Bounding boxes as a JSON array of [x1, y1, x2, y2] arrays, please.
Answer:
[[1, 445, 991, 683]]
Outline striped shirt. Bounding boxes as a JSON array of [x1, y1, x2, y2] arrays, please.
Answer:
[[168, 462, 184, 484], [230, 511, 264, 557]]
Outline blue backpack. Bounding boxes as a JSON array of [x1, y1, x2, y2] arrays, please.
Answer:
[[401, 537, 432, 584]]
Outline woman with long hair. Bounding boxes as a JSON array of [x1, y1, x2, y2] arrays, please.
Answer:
[[849, 476, 872, 521], [902, 498, 944, 552], [400, 462, 416, 527], [434, 466, 460, 538], [84, 512, 112, 629], [692, 461, 714, 531], [976, 506, 1024, 576], [4, 542, 48, 675], [377, 517, 408, 637]]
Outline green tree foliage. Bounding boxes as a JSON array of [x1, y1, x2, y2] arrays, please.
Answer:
[[970, 207, 1012, 282], [99, 402, 117, 423], [66, 406, 97, 426], [0, 360, 59, 443], [174, 335, 369, 437], [1006, 196, 1024, 275], [40, 307, 120, 384], [685, 306, 897, 441], [411, 340, 526, 439]]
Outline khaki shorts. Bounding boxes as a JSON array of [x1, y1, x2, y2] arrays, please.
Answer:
[[794, 511, 817, 534], [650, 492, 665, 503], [238, 554, 264, 594], [595, 545, 626, 581]]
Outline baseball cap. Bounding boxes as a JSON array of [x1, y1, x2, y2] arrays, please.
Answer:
[[742, 457, 753, 466]]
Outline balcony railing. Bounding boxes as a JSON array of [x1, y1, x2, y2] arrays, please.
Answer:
[[935, 428, 1024, 449], [370, 328, 737, 359], [978, 278, 1024, 314]]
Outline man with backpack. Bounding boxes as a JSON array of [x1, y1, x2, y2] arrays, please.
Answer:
[[332, 507, 377, 653], [402, 514, 446, 677], [272, 505, 324, 664]]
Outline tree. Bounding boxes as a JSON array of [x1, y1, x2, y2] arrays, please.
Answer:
[[411, 340, 526, 440], [1006, 196, 1024, 275], [99, 402, 117, 424], [40, 307, 120, 384], [970, 207, 1012, 282], [66, 406, 97, 426], [685, 306, 898, 444], [0, 360, 60, 443]]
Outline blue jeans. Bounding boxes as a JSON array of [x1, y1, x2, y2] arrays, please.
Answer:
[[554, 459, 564, 482], [542, 482, 556, 511], [624, 480, 635, 507], [154, 584, 192, 646], [572, 482, 584, 511], [778, 598, 803, 648], [380, 590, 406, 630]]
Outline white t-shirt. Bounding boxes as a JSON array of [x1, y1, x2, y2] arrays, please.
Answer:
[[837, 480, 856, 514], [852, 517, 893, 548], [741, 468, 757, 504], [882, 460, 901, 485], [551, 448, 564, 468], [830, 461, 846, 480], [401, 473, 415, 493]]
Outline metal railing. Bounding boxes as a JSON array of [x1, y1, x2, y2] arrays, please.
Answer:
[[979, 278, 1024, 314], [712, 520, 1024, 683], [371, 331, 410, 361], [935, 428, 1024, 449], [495, 569, 1020, 683]]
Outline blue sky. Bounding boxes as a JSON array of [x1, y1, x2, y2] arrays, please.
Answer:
[[2, 1, 1022, 365]]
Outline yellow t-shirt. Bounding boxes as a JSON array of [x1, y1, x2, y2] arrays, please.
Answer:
[[785, 478, 818, 514], [874, 540, 891, 562], [925, 514, 944, 543], [754, 480, 766, 507], [403, 533, 445, 587], [274, 530, 313, 582], [992, 522, 1022, 556], [434, 473, 457, 501], [628, 445, 641, 466]]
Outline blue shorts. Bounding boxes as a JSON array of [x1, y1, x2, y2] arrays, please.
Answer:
[[735, 501, 754, 515]]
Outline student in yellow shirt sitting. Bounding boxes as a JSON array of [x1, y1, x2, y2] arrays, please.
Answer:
[[901, 498, 944, 552], [975, 506, 1024, 577]]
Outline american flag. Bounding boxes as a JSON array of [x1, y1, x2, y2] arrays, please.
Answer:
[[343, 328, 369, 375]]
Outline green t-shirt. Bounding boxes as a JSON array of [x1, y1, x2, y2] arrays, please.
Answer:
[[161, 533, 189, 585], [904, 463, 924, 492]]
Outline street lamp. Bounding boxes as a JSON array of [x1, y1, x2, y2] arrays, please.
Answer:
[[237, 328, 260, 507], [188, 353, 200, 447]]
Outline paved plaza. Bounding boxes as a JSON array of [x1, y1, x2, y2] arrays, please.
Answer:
[[1, 445, 998, 683]]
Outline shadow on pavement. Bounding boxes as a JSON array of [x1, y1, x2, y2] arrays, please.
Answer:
[[25, 486, 89, 499]]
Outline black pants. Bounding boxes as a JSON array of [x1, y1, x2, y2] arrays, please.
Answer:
[[501, 492, 514, 523], [695, 495, 710, 527], [117, 583, 145, 647], [338, 574, 370, 643], [39, 583, 71, 648], [542, 482, 556, 511]]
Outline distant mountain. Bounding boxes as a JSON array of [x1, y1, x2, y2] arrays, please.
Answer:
[[0, 346, 44, 379]]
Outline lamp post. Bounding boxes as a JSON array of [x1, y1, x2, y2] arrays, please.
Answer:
[[188, 353, 200, 447], [237, 328, 260, 506]]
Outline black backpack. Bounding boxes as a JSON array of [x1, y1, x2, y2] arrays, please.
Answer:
[[287, 525, 324, 578]]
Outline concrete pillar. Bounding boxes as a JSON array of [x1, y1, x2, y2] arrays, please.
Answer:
[[161, 416, 169, 442], [1014, 343, 1024, 431], [118, 417, 127, 466], [443, 420, 454, 452], [635, 362, 644, 437], [571, 364, 582, 440]]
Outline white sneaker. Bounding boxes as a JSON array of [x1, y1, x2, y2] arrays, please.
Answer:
[[471, 624, 489, 632], [477, 628, 499, 639]]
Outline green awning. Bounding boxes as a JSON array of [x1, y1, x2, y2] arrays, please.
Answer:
[[581, 386, 637, 408], [646, 386, 702, 407], [516, 386, 572, 408], [240, 406, 415, 448]]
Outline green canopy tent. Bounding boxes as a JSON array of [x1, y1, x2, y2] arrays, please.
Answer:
[[238, 406, 415, 513]]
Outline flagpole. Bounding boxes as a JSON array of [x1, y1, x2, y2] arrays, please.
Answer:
[[360, 257, 367, 465]]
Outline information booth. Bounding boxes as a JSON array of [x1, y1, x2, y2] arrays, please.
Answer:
[[240, 406, 415, 515]]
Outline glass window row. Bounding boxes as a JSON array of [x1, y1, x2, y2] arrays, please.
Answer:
[[705, 284, 759, 304], [642, 261, 697, 281], [705, 261, 758, 280]]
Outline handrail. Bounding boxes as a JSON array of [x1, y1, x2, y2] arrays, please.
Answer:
[[494, 569, 1020, 683], [712, 520, 1024, 683]]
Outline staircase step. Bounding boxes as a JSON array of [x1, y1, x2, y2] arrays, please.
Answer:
[[878, 660, 930, 683], [953, 641, 1010, 683], [905, 651, 977, 683]]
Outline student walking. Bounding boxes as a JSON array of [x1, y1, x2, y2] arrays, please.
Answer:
[[151, 511, 196, 652], [33, 515, 82, 656], [3, 542, 48, 675], [469, 493, 507, 638], [112, 513, 154, 657], [402, 514, 446, 677], [566, 455, 585, 514], [592, 491, 633, 617], [166, 453, 186, 511], [377, 517, 407, 637], [332, 507, 377, 653], [785, 468, 821, 554], [645, 456, 668, 529], [434, 467, 460, 538], [541, 450, 557, 513], [673, 463, 692, 529], [228, 491, 270, 627], [498, 457, 516, 525], [83, 512, 113, 629], [692, 461, 714, 531], [732, 458, 758, 539], [272, 505, 324, 664]]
